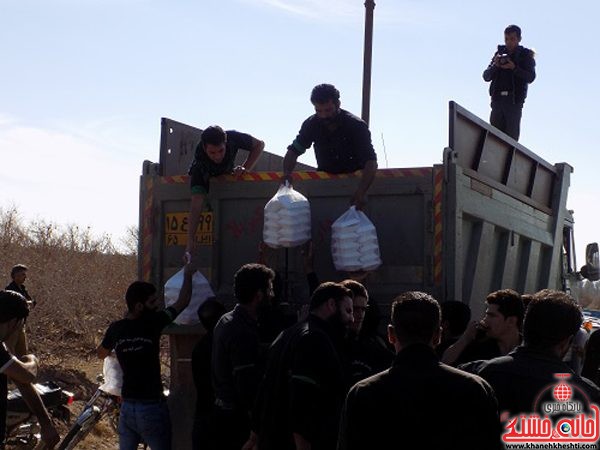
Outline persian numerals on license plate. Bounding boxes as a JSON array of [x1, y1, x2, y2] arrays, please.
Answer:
[[165, 212, 213, 246]]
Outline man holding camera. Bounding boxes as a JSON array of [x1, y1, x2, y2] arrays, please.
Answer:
[[483, 24, 536, 141]]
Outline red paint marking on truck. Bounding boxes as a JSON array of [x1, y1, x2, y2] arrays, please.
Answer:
[[224, 206, 263, 240]]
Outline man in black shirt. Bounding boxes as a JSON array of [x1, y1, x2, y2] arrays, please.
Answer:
[[282, 84, 378, 209], [483, 24, 536, 141], [5, 264, 34, 356], [338, 291, 501, 450], [185, 126, 264, 260], [442, 289, 523, 366], [98, 263, 195, 450], [245, 282, 354, 450], [0, 290, 59, 449], [211, 264, 275, 450]]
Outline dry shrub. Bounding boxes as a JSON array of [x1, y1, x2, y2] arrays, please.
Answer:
[[0, 206, 136, 362]]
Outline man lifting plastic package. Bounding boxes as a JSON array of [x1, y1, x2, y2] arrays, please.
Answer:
[[282, 84, 378, 210]]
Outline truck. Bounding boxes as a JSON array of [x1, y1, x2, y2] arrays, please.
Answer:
[[138, 101, 576, 449]]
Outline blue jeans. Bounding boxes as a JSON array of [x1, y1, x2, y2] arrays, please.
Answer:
[[119, 400, 172, 450]]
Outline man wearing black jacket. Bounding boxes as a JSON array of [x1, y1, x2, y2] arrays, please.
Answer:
[[5, 264, 34, 356], [211, 264, 275, 450], [483, 24, 536, 141], [245, 282, 354, 450]]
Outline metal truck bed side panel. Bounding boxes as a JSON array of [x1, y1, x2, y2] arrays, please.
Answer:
[[444, 102, 572, 318]]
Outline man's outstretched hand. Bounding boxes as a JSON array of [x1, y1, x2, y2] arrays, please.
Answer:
[[350, 190, 367, 210]]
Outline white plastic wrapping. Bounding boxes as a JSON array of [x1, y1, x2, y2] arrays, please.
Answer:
[[331, 206, 382, 272], [263, 184, 311, 248], [164, 269, 215, 325], [99, 355, 123, 397], [569, 277, 600, 310]]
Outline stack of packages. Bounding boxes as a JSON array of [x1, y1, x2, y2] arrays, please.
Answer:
[[263, 184, 311, 248], [331, 206, 381, 272]]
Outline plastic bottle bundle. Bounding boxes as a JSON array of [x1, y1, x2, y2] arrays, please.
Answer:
[[331, 206, 381, 272], [164, 269, 215, 325], [263, 183, 311, 248]]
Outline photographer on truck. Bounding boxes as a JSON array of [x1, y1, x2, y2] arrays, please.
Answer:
[[483, 24, 536, 141]]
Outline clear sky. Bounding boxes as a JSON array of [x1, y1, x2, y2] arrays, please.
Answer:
[[1, 0, 598, 264]]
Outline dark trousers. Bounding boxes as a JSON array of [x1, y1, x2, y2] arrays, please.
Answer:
[[490, 97, 524, 141], [192, 412, 214, 450], [210, 407, 250, 450]]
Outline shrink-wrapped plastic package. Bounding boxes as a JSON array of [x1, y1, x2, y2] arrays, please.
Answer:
[[263, 184, 311, 248], [164, 269, 215, 325], [331, 206, 381, 272]]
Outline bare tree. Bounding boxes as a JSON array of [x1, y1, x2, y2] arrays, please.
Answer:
[[120, 225, 139, 256]]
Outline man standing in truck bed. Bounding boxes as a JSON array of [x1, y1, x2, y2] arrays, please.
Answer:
[[483, 24, 536, 141], [282, 84, 378, 209], [185, 125, 265, 260]]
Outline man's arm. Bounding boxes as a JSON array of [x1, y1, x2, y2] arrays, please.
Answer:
[[288, 334, 334, 447], [231, 330, 260, 412], [3, 354, 60, 448], [512, 50, 536, 83], [14, 380, 61, 448], [4, 354, 37, 384], [97, 322, 116, 359], [283, 119, 312, 184], [282, 149, 299, 185], [337, 389, 358, 450], [170, 262, 195, 314], [238, 138, 265, 173], [350, 160, 377, 210], [97, 345, 111, 360], [441, 320, 479, 365], [185, 193, 206, 259], [483, 54, 500, 81]]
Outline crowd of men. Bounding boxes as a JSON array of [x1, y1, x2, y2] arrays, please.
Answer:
[[1, 260, 599, 450], [97, 263, 600, 450]]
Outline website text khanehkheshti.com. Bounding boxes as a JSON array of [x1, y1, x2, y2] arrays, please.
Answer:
[[505, 444, 598, 449]]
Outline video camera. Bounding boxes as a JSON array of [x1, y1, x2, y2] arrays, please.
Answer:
[[498, 54, 510, 65], [496, 45, 510, 65]]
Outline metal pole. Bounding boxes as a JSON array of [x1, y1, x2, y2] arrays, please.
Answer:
[[361, 0, 376, 126]]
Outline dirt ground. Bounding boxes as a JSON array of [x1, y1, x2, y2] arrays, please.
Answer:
[[24, 357, 120, 450]]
